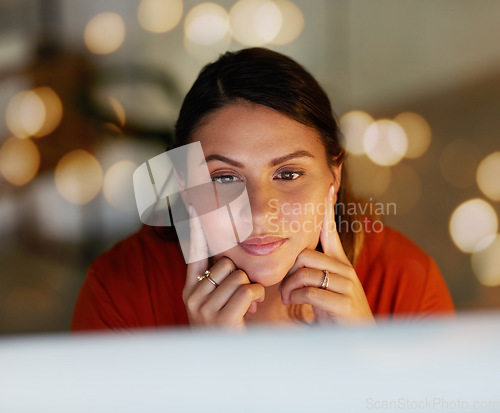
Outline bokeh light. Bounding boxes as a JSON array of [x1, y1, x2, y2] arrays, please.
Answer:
[[84, 12, 126, 55], [138, 0, 183, 33], [32, 175, 89, 243], [108, 96, 126, 127], [471, 234, 500, 287], [103, 160, 138, 211], [363, 119, 408, 166], [184, 2, 229, 45], [449, 198, 498, 253], [55, 150, 103, 205], [0, 137, 40, 186], [339, 110, 374, 155], [6, 87, 63, 139], [378, 163, 421, 215], [184, 34, 231, 61], [345, 154, 391, 199], [476, 152, 500, 202], [270, 0, 304, 45], [6, 90, 46, 138], [34, 87, 63, 138], [440, 139, 482, 189], [229, 0, 282, 46], [394, 112, 431, 159]]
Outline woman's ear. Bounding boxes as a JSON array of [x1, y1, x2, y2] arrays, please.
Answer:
[[330, 161, 343, 196]]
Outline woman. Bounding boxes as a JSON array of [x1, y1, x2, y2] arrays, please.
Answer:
[[72, 48, 454, 331]]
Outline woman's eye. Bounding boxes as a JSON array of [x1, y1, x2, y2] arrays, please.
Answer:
[[212, 175, 241, 184], [275, 171, 304, 181]]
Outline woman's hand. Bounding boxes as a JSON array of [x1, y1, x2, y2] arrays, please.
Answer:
[[279, 185, 375, 325], [182, 206, 265, 330]]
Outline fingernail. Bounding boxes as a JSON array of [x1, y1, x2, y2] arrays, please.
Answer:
[[329, 183, 334, 201]]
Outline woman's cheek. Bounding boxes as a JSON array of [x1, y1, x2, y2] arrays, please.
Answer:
[[284, 205, 322, 237], [198, 214, 237, 256]]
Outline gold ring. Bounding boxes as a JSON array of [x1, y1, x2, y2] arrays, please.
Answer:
[[205, 275, 219, 287], [199, 270, 219, 287], [320, 270, 329, 290]]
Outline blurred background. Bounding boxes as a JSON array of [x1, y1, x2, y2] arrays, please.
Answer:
[[0, 0, 499, 335]]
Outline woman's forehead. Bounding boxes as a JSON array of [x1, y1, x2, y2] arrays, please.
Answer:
[[191, 103, 325, 158]]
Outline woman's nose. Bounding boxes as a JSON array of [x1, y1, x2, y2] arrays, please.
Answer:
[[246, 183, 279, 230]]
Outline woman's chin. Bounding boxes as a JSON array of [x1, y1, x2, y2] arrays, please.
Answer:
[[213, 245, 300, 286], [234, 258, 293, 286]]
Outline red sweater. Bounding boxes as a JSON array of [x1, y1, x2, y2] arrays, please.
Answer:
[[72, 224, 455, 331]]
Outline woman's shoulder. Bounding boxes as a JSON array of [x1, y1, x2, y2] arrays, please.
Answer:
[[72, 226, 188, 330], [356, 218, 431, 269], [355, 217, 454, 317], [87, 225, 187, 303]]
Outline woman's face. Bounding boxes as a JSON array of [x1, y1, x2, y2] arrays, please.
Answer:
[[189, 103, 341, 287]]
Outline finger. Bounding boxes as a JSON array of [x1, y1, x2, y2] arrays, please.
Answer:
[[284, 248, 353, 283], [288, 286, 348, 315], [280, 266, 353, 305], [218, 283, 265, 325], [198, 269, 251, 314], [320, 184, 349, 263], [247, 300, 258, 314], [190, 257, 236, 302], [185, 204, 209, 292]]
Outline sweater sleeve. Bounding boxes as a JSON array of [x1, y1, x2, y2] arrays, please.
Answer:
[[356, 223, 455, 320], [71, 226, 189, 332], [71, 265, 130, 332], [414, 256, 455, 319]]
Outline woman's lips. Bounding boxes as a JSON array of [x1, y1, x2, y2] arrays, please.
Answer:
[[238, 236, 288, 256]]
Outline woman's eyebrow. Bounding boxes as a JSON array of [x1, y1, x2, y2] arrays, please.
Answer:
[[204, 154, 243, 167], [269, 150, 315, 166], [203, 150, 314, 168]]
